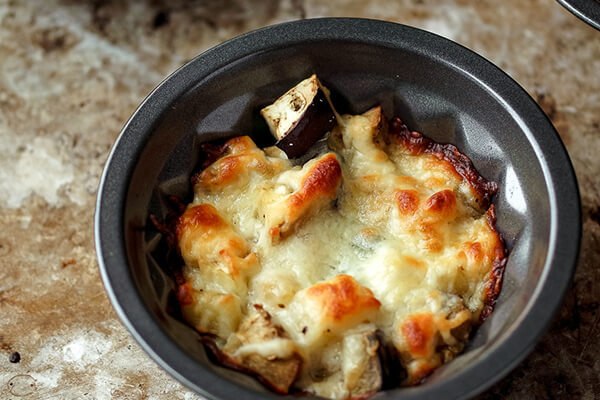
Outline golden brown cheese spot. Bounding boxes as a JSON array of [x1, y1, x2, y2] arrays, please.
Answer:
[[177, 204, 258, 297], [305, 275, 381, 323], [295, 153, 342, 201], [177, 204, 252, 266], [268, 153, 342, 239], [268, 226, 280, 237], [177, 203, 225, 239], [228, 238, 248, 255], [194, 136, 274, 191], [177, 204, 246, 256], [225, 135, 257, 153], [410, 190, 458, 253], [465, 242, 484, 263], [394, 189, 419, 216], [424, 190, 456, 216], [400, 314, 435, 358], [402, 256, 424, 268], [198, 155, 244, 188]]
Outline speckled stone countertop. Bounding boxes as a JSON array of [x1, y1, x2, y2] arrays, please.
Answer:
[[1, 1, 599, 399]]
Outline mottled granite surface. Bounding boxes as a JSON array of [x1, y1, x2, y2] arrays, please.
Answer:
[[1, 0, 599, 399]]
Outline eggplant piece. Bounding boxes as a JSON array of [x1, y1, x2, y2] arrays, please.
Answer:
[[222, 305, 302, 394], [375, 329, 407, 390], [261, 74, 337, 159], [299, 329, 381, 399], [342, 329, 382, 397]]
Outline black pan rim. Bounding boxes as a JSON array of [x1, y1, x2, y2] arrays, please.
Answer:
[[557, 0, 600, 30], [95, 17, 581, 400]]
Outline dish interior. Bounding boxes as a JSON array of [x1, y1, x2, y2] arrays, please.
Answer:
[[123, 40, 550, 396]]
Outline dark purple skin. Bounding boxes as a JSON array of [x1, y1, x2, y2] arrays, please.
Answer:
[[275, 89, 337, 158]]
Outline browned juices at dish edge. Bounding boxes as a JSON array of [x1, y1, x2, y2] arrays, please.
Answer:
[[164, 77, 507, 399]]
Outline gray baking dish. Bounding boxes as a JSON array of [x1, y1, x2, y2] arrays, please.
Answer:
[[95, 18, 581, 400], [557, 0, 600, 30]]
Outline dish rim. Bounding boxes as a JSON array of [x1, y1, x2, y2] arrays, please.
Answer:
[[94, 17, 581, 400], [556, 0, 600, 31]]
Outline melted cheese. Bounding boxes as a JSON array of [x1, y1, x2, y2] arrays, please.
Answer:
[[233, 338, 297, 359], [280, 275, 380, 348], [176, 107, 504, 399], [260, 74, 321, 140]]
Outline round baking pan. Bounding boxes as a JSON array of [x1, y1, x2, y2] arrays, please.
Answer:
[[95, 18, 581, 400], [557, 0, 600, 30]]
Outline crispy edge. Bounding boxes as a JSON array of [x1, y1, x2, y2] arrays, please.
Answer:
[[388, 117, 498, 209], [479, 205, 508, 322]]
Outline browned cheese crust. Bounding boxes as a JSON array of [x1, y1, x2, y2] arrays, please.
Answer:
[[387, 117, 507, 322], [388, 118, 498, 209], [166, 106, 507, 399]]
